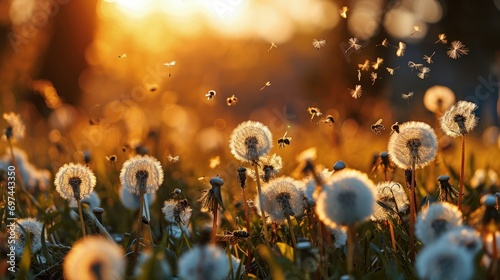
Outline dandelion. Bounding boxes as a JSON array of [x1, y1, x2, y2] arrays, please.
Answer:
[[358, 59, 370, 71], [396, 41, 406, 57], [418, 66, 431, 79], [167, 154, 179, 163], [401, 92, 414, 100], [331, 227, 348, 248], [177, 245, 230, 280], [349, 85, 362, 99], [8, 218, 45, 257], [371, 182, 409, 222], [307, 107, 322, 121], [312, 39, 326, 50], [376, 38, 390, 47], [162, 199, 192, 225], [470, 168, 498, 188], [229, 121, 272, 163], [437, 175, 458, 203], [198, 176, 225, 243], [63, 236, 125, 280], [440, 101, 478, 210], [416, 242, 473, 280], [3, 112, 25, 141], [256, 176, 303, 245], [372, 57, 383, 70], [415, 202, 462, 245], [442, 226, 482, 255], [423, 51, 435, 64], [386, 66, 399, 75], [423, 85, 456, 114], [370, 72, 378, 85], [447, 41, 469, 59], [247, 153, 283, 183], [339, 6, 349, 18], [435, 33, 447, 44], [120, 155, 164, 195], [299, 169, 332, 207], [345, 37, 361, 53]]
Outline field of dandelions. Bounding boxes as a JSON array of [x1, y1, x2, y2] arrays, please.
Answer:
[[1, 2, 500, 280]]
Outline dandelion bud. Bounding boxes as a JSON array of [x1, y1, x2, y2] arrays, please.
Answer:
[[333, 160, 346, 171], [237, 166, 247, 188], [174, 188, 182, 195], [198, 176, 225, 212]]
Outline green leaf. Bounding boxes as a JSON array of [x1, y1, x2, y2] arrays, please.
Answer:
[[276, 242, 294, 262]]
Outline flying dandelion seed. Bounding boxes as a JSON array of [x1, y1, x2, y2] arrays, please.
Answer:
[[163, 60, 176, 77], [372, 57, 383, 70], [357, 69, 361, 81], [408, 61, 423, 72], [376, 38, 390, 47], [418, 67, 431, 79], [205, 90, 216, 100], [401, 92, 414, 100], [260, 81, 271, 91], [423, 52, 435, 64], [396, 42, 406, 57], [277, 131, 292, 149], [323, 115, 335, 126], [386, 66, 399, 75], [209, 156, 221, 169], [312, 39, 326, 50], [339, 6, 349, 18], [371, 119, 385, 134], [345, 37, 361, 53], [167, 154, 179, 163], [358, 59, 370, 71], [447, 41, 469, 59], [307, 107, 322, 121], [411, 25, 422, 36], [226, 95, 238, 106], [117, 53, 127, 59], [435, 33, 448, 44], [268, 42, 277, 52], [370, 72, 378, 85], [349, 85, 362, 99]]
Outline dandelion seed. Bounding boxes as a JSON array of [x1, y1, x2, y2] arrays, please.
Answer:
[[312, 39, 326, 50], [54, 163, 96, 201], [440, 101, 478, 137], [370, 72, 378, 85], [277, 131, 292, 149], [372, 57, 383, 70], [63, 236, 125, 280], [371, 182, 409, 221], [8, 218, 45, 257], [163, 60, 176, 77], [371, 119, 385, 134], [339, 6, 349, 18], [260, 81, 271, 91], [423, 51, 435, 64], [229, 121, 272, 162], [255, 176, 303, 223], [209, 156, 221, 169], [387, 121, 438, 169], [3, 112, 25, 141], [118, 53, 127, 59], [386, 66, 399, 75], [345, 37, 361, 53], [162, 199, 192, 224], [411, 25, 422, 36], [415, 202, 463, 245], [447, 41, 469, 59], [167, 154, 179, 163], [349, 85, 362, 99], [323, 115, 335, 126], [358, 59, 370, 71], [316, 169, 375, 227], [198, 176, 225, 212], [376, 38, 389, 47], [408, 61, 423, 72], [247, 154, 283, 183], [357, 69, 361, 81], [423, 85, 456, 114], [401, 92, 414, 100], [307, 107, 322, 121], [120, 155, 164, 195], [268, 42, 277, 52], [205, 90, 216, 100], [418, 67, 431, 79], [435, 33, 447, 44], [226, 94, 238, 106], [396, 41, 406, 57], [178, 245, 230, 280], [416, 242, 473, 280]]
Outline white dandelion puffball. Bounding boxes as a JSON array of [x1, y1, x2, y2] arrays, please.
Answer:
[[3, 112, 26, 141], [63, 236, 125, 280], [371, 181, 409, 221], [415, 202, 463, 245], [440, 101, 478, 137], [423, 85, 456, 114], [330, 227, 348, 248], [441, 226, 482, 255], [388, 121, 438, 170], [54, 163, 96, 201], [229, 121, 273, 162], [298, 169, 333, 206], [316, 169, 376, 227], [255, 176, 304, 223], [8, 218, 45, 257], [416, 241, 473, 280], [247, 153, 283, 182], [120, 155, 164, 195], [177, 245, 230, 280], [119, 186, 156, 210], [162, 199, 193, 225]]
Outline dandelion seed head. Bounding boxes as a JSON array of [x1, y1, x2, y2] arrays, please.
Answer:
[[120, 155, 164, 195], [162, 199, 192, 224], [177, 245, 230, 280], [388, 121, 438, 169], [440, 101, 478, 137], [415, 202, 463, 245], [256, 176, 304, 223], [8, 218, 45, 257], [442, 227, 482, 255], [54, 163, 96, 201], [229, 121, 272, 162], [447, 41, 469, 59], [316, 169, 375, 227], [416, 242, 473, 280], [371, 181, 409, 221], [3, 112, 25, 141], [299, 169, 333, 206], [424, 85, 456, 114], [63, 236, 125, 280], [247, 153, 283, 182], [330, 227, 348, 248]]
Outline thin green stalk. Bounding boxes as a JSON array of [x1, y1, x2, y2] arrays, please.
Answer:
[[211, 199, 218, 244], [132, 191, 145, 269], [241, 187, 252, 268], [458, 135, 465, 211], [409, 162, 416, 262], [178, 222, 191, 249], [254, 164, 270, 247], [77, 201, 87, 237], [285, 216, 297, 247]]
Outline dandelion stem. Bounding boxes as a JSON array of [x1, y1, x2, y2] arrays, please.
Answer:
[[77, 200, 87, 237], [458, 135, 465, 211], [347, 225, 356, 276], [285, 216, 297, 247], [389, 221, 397, 252], [211, 199, 218, 244], [241, 187, 252, 268], [178, 222, 191, 249], [409, 162, 416, 262], [254, 164, 270, 247], [132, 190, 145, 270]]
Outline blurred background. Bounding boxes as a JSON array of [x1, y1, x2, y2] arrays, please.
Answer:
[[0, 0, 499, 190]]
